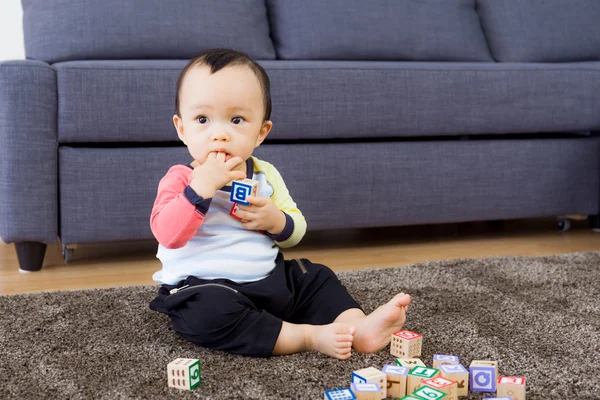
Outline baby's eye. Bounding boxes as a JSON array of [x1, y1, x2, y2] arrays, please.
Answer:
[[197, 116, 209, 124], [231, 117, 244, 125]]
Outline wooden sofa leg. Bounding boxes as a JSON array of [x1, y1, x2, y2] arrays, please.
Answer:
[[15, 241, 47, 272], [589, 215, 600, 232]]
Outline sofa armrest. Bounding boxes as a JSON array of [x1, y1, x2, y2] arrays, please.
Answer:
[[0, 60, 58, 244]]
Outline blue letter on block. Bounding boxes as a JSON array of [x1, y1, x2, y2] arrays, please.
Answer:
[[324, 388, 357, 400], [230, 181, 252, 205], [470, 366, 496, 392]]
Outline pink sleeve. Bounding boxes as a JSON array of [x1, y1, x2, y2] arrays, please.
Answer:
[[150, 165, 208, 249]]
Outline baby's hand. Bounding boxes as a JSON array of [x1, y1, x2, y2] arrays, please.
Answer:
[[236, 195, 286, 234], [190, 152, 245, 199]]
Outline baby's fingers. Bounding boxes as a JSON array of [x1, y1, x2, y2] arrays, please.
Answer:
[[225, 156, 244, 170]]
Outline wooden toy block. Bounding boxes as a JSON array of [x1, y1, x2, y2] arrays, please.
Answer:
[[412, 385, 447, 399], [399, 396, 423, 400], [433, 354, 459, 369], [351, 367, 386, 399], [230, 178, 259, 205], [497, 376, 526, 400], [350, 383, 380, 400], [407, 366, 440, 394], [324, 388, 357, 400], [483, 398, 514, 400], [469, 360, 498, 393], [382, 364, 409, 398], [391, 330, 422, 358], [396, 357, 426, 368], [470, 360, 498, 377], [422, 377, 458, 400], [438, 364, 469, 397], [167, 358, 201, 390]]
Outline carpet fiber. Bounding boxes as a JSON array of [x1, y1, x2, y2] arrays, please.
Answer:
[[1, 252, 599, 399]]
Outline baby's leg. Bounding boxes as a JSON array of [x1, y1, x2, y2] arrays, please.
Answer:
[[273, 321, 356, 359], [335, 293, 411, 353]]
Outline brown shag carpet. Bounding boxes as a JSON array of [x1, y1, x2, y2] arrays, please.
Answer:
[[1, 252, 599, 399]]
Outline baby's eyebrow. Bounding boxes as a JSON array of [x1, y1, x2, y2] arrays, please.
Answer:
[[190, 104, 214, 110], [228, 106, 252, 113]]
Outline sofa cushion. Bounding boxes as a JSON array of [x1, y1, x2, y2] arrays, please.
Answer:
[[267, 0, 492, 61], [55, 60, 600, 143], [477, 0, 600, 62], [22, 0, 275, 63], [58, 139, 600, 243]]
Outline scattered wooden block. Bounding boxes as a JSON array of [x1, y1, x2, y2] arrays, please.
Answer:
[[167, 358, 201, 390], [351, 367, 386, 399], [230, 178, 259, 205], [350, 383, 381, 400], [497, 376, 526, 400], [398, 396, 424, 400], [433, 354, 460, 369], [421, 376, 458, 400], [382, 364, 409, 398], [391, 330, 422, 358], [324, 388, 357, 400], [412, 385, 448, 399], [395, 358, 426, 368], [438, 364, 469, 397], [407, 366, 440, 394], [469, 360, 498, 393]]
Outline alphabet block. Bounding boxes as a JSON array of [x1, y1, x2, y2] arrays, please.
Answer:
[[352, 367, 386, 399], [230, 179, 259, 205], [497, 376, 526, 400], [396, 358, 426, 368], [438, 364, 469, 397], [324, 388, 357, 400], [167, 358, 201, 390], [433, 354, 459, 369], [391, 330, 422, 358], [407, 366, 439, 394], [382, 364, 409, 398], [412, 385, 447, 399], [350, 383, 380, 400], [421, 377, 458, 400], [469, 362, 497, 393]]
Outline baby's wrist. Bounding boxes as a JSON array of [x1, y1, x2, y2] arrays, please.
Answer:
[[268, 210, 286, 235]]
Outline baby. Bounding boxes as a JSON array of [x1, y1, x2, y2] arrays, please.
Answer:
[[149, 48, 411, 359]]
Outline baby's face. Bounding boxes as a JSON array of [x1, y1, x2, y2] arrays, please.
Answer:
[[174, 65, 271, 165]]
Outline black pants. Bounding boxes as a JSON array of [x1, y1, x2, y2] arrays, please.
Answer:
[[149, 253, 362, 357]]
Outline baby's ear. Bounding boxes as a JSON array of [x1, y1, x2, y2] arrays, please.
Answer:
[[173, 114, 186, 144], [255, 120, 273, 147]]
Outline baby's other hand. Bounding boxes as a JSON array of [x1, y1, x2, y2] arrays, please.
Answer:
[[236, 195, 286, 234]]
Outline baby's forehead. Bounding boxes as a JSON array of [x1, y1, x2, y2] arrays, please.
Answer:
[[183, 64, 263, 99]]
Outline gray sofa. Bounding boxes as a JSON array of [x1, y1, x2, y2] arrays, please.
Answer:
[[2, 0, 600, 271]]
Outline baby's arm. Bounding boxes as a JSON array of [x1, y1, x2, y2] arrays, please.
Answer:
[[150, 165, 212, 249], [264, 165, 307, 248]]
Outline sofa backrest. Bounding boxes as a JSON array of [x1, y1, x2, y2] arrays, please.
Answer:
[[477, 0, 600, 62], [267, 0, 493, 62], [21, 0, 276, 63], [22, 0, 600, 63]]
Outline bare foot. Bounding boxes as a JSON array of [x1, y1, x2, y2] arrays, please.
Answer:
[[353, 293, 411, 353], [305, 323, 356, 360]]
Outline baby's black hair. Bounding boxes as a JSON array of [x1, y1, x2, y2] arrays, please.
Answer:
[[174, 48, 271, 121]]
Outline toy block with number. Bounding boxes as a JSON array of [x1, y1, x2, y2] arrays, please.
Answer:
[[230, 179, 259, 205], [167, 358, 201, 390], [400, 396, 424, 400], [352, 367, 386, 399], [324, 388, 357, 400], [391, 330, 422, 358], [396, 357, 426, 368], [438, 364, 469, 397], [469, 360, 498, 393], [412, 385, 447, 399], [382, 364, 409, 398], [497, 376, 526, 400], [433, 354, 459, 369], [407, 367, 440, 394], [350, 383, 380, 400]]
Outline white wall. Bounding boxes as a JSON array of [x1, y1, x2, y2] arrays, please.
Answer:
[[0, 0, 25, 61]]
